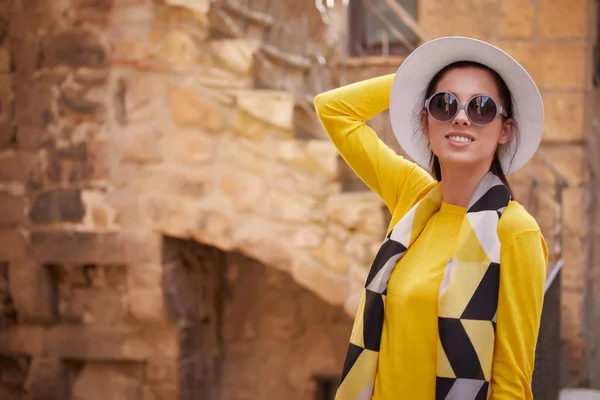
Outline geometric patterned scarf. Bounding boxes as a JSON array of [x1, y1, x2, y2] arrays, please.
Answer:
[[335, 171, 511, 400]]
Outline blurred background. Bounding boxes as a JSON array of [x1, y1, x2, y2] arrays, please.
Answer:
[[0, 0, 598, 398]]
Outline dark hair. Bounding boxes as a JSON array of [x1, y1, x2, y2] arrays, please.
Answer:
[[421, 61, 517, 198]]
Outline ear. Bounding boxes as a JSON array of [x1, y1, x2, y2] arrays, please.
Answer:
[[498, 118, 514, 145]]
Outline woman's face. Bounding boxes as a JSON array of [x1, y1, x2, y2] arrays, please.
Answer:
[[423, 67, 513, 171]]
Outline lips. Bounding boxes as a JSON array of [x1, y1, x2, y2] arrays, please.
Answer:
[[445, 132, 475, 143]]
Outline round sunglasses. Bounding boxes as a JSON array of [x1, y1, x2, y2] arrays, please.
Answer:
[[425, 91, 508, 126]]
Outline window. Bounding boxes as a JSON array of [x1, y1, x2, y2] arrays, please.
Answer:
[[349, 0, 419, 57]]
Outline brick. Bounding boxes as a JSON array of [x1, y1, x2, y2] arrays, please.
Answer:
[[26, 357, 69, 400], [538, 0, 586, 38], [0, 191, 25, 225], [542, 91, 586, 142], [419, 0, 496, 41], [8, 262, 58, 323], [499, 41, 589, 90], [0, 229, 27, 261], [42, 28, 108, 68], [29, 230, 162, 264], [29, 188, 86, 225]]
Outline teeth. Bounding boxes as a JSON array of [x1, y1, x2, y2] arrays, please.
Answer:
[[448, 135, 473, 143]]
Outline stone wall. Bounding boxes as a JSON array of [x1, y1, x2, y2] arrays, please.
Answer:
[[0, 0, 598, 395]]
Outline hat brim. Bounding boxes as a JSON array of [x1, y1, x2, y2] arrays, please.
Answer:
[[389, 36, 544, 175]]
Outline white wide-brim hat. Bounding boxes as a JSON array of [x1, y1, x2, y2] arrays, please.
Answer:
[[389, 36, 544, 175]]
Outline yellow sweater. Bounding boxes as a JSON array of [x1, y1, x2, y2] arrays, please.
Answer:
[[314, 74, 548, 399]]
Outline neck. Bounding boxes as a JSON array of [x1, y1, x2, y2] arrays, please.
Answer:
[[439, 163, 490, 208]]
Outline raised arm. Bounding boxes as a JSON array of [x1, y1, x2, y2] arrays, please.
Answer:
[[314, 74, 433, 213], [490, 230, 548, 399]]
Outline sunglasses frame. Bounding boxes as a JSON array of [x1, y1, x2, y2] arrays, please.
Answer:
[[425, 91, 508, 127]]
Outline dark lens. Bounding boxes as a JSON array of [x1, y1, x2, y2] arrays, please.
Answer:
[[428, 92, 458, 122], [467, 95, 497, 125]]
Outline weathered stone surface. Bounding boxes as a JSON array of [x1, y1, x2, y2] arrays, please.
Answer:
[[235, 90, 295, 131], [0, 229, 27, 261], [136, 164, 214, 199], [129, 288, 168, 322], [209, 39, 261, 74], [499, 41, 588, 90], [9, 262, 58, 323], [499, 0, 535, 39], [0, 191, 25, 225], [538, 0, 586, 38], [313, 235, 350, 274], [562, 235, 589, 291], [326, 192, 385, 235], [0, 48, 10, 72], [170, 86, 226, 131], [155, 30, 203, 65], [121, 127, 162, 163], [71, 362, 146, 400], [139, 193, 192, 237], [419, 0, 496, 41], [166, 0, 210, 14], [14, 79, 57, 128], [29, 230, 162, 264], [25, 357, 68, 400], [43, 28, 108, 68], [291, 256, 349, 306], [162, 131, 214, 163], [121, 72, 167, 123], [542, 91, 586, 142], [29, 188, 86, 224], [0, 74, 13, 124]]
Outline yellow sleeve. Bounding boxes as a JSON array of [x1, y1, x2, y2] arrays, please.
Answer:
[[314, 74, 434, 213], [491, 230, 548, 399]]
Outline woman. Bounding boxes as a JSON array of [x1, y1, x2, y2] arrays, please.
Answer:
[[314, 37, 547, 399]]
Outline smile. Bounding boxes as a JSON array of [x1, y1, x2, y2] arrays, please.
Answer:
[[448, 135, 473, 143]]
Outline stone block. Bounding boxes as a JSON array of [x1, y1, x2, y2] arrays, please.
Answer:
[[419, 0, 496, 41], [526, 145, 589, 186], [161, 131, 214, 164], [326, 192, 385, 235], [29, 230, 162, 264], [14, 79, 58, 128], [538, 0, 587, 38], [220, 170, 265, 212], [155, 30, 204, 65], [81, 190, 117, 229], [0, 191, 25, 225], [542, 91, 586, 142], [209, 39, 262, 74], [166, 0, 210, 14], [70, 362, 146, 400], [235, 90, 295, 131], [0, 150, 26, 182], [499, 41, 588, 90], [291, 256, 349, 306], [312, 235, 350, 274], [136, 164, 214, 199], [561, 289, 584, 372], [190, 206, 236, 251], [0, 229, 27, 261], [139, 194, 192, 238], [234, 217, 293, 271], [128, 288, 168, 322], [122, 72, 167, 123], [170, 86, 226, 132], [25, 357, 68, 400], [499, 0, 535, 39], [43, 324, 179, 360], [42, 28, 108, 68], [8, 262, 58, 324], [121, 127, 162, 163], [0, 325, 45, 355], [64, 287, 128, 326], [29, 188, 86, 225], [127, 263, 164, 289]]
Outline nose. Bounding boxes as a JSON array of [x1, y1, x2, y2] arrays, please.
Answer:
[[452, 108, 470, 127]]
